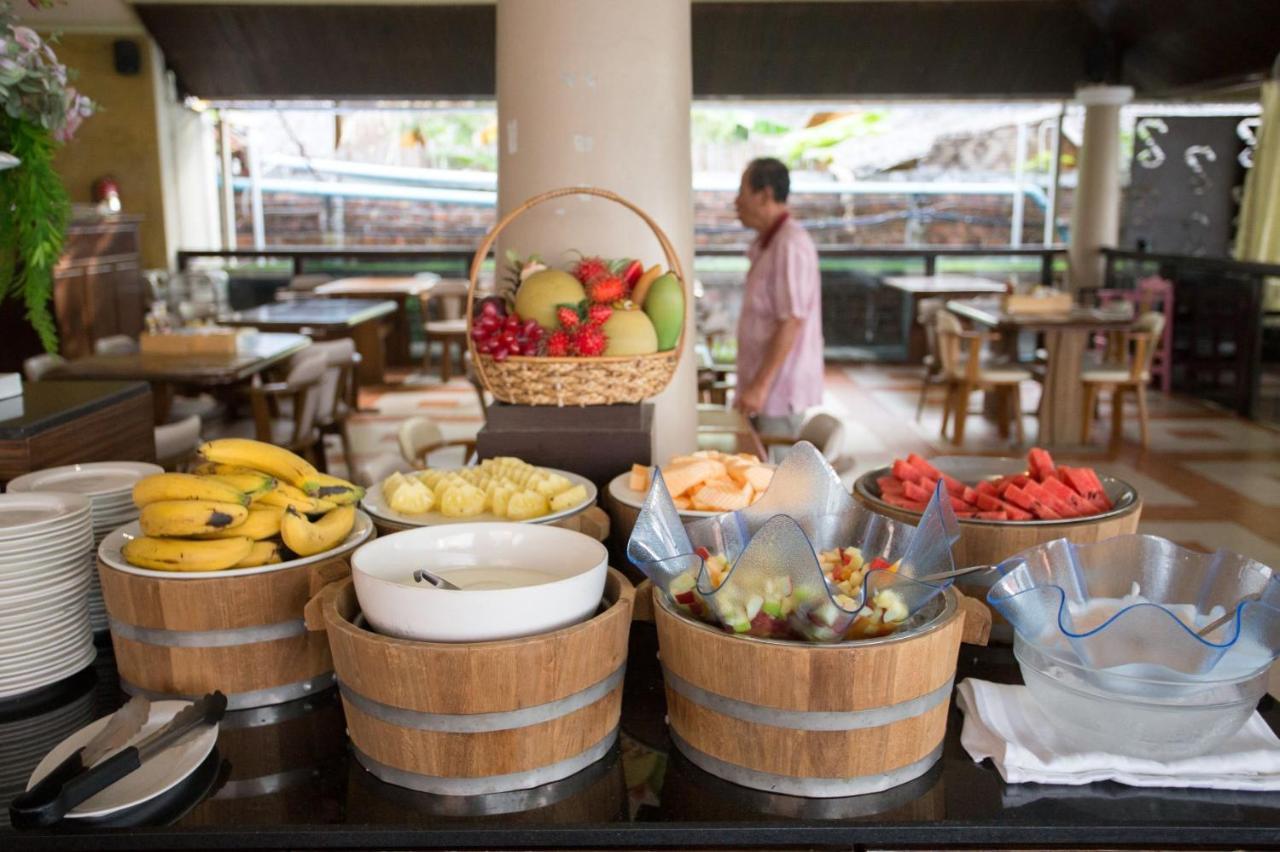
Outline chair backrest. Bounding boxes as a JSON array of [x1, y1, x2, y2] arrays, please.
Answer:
[[1136, 276, 1174, 314], [355, 454, 412, 489], [23, 353, 66, 382], [287, 274, 333, 293], [170, 270, 229, 321], [284, 353, 327, 439], [422, 279, 470, 322], [398, 416, 445, 466], [154, 415, 202, 470], [94, 335, 139, 355], [1132, 311, 1166, 379], [306, 338, 358, 424], [917, 297, 945, 370], [933, 311, 965, 374], [797, 411, 846, 463]]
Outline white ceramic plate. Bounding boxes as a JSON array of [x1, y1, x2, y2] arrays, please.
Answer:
[[361, 467, 597, 529], [0, 494, 91, 541], [0, 582, 91, 622], [0, 644, 95, 698], [0, 531, 94, 565], [26, 699, 218, 818], [98, 510, 375, 580], [7, 463, 162, 499]]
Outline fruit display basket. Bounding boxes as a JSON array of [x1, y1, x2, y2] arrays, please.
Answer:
[[96, 512, 374, 710], [312, 569, 633, 795], [465, 186, 687, 406]]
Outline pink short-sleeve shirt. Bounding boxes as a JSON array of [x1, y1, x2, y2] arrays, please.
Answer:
[[736, 215, 825, 417]]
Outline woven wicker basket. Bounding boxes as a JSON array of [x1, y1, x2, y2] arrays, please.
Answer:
[[465, 186, 686, 406]]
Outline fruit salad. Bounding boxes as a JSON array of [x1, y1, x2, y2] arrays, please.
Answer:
[[665, 544, 911, 642], [380, 457, 589, 521]]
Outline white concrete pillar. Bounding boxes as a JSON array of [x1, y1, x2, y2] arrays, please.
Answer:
[[1067, 85, 1133, 292], [496, 0, 697, 461]]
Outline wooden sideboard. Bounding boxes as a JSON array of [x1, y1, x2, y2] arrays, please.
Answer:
[[52, 216, 147, 360]]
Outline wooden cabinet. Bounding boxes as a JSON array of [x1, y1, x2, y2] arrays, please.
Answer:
[[52, 217, 146, 359]]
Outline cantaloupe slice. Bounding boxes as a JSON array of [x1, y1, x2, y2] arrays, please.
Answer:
[[629, 464, 650, 492]]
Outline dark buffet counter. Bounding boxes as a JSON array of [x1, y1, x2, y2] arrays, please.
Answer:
[[2, 624, 1279, 850]]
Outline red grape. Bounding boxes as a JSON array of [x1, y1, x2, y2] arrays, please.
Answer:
[[492, 345, 509, 361]]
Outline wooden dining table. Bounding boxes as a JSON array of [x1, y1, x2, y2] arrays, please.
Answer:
[[47, 331, 311, 424], [881, 274, 1008, 362], [312, 275, 440, 368], [696, 404, 767, 459], [946, 298, 1135, 446], [219, 298, 396, 385]]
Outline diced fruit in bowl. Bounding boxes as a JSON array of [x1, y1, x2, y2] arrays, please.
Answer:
[[877, 448, 1113, 521]]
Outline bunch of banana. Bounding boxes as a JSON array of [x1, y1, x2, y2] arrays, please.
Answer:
[[121, 440, 363, 573]]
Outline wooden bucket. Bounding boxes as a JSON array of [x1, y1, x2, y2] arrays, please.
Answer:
[[316, 568, 634, 796], [655, 587, 971, 798], [97, 553, 354, 710]]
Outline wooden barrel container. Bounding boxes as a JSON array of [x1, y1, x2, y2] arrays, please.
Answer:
[[97, 553, 356, 710], [318, 568, 634, 796], [655, 588, 965, 798]]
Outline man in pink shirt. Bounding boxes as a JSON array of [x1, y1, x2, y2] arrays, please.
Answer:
[[733, 158, 825, 437]]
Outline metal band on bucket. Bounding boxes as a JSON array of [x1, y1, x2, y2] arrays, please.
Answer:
[[120, 671, 336, 711], [339, 665, 625, 733], [669, 729, 944, 798], [663, 667, 954, 731], [351, 726, 619, 796], [108, 617, 307, 648]]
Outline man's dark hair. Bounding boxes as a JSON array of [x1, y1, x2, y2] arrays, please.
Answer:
[[746, 157, 790, 203]]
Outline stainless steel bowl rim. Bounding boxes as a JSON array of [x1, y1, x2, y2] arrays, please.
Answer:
[[656, 585, 958, 648], [853, 457, 1139, 528]]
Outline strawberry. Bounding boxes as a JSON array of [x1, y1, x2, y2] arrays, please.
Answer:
[[586, 275, 626, 305], [587, 304, 613, 326], [556, 306, 581, 330], [571, 324, 607, 357], [546, 329, 571, 356], [571, 255, 610, 286]]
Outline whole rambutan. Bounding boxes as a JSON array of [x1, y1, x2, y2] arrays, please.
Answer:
[[586, 275, 626, 305], [571, 324, 607, 357], [571, 255, 611, 286], [546, 329, 571, 357]]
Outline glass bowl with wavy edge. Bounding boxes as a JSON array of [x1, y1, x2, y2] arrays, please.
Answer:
[[626, 441, 961, 643], [988, 534, 1280, 759]]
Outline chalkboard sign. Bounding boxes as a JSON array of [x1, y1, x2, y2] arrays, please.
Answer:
[[1121, 115, 1257, 257]]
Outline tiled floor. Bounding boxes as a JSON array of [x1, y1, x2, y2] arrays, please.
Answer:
[[337, 362, 1280, 566]]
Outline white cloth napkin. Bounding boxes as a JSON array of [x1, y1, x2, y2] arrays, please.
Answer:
[[956, 678, 1280, 791]]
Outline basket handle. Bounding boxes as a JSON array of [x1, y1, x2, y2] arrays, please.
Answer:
[[465, 186, 688, 388]]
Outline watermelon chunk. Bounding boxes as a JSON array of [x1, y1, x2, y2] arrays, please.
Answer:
[[1041, 476, 1097, 518], [902, 479, 934, 503], [940, 474, 967, 497], [876, 476, 905, 496], [975, 480, 999, 497], [1004, 484, 1062, 520], [1027, 447, 1057, 481], [975, 510, 1009, 521], [949, 495, 975, 512], [884, 495, 928, 512], [961, 486, 980, 505], [906, 453, 943, 480], [892, 459, 922, 483], [1061, 465, 1113, 511], [1022, 479, 1076, 517]]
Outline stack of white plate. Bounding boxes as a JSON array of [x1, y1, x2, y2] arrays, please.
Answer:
[[7, 462, 162, 634], [0, 493, 96, 699]]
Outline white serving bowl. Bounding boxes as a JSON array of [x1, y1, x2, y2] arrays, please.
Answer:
[[351, 522, 609, 643]]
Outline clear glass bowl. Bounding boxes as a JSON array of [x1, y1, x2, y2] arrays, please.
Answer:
[[1014, 634, 1268, 760]]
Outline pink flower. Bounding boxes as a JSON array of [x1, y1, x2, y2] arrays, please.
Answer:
[[11, 26, 40, 53]]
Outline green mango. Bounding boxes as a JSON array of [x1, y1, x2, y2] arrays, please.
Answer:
[[642, 273, 684, 351]]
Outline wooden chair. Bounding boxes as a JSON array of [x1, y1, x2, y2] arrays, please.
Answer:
[[1081, 311, 1166, 450], [759, 410, 851, 473], [417, 280, 469, 383], [22, 353, 66, 381], [936, 311, 1030, 446], [308, 338, 361, 474], [914, 297, 946, 421], [154, 415, 202, 471], [1095, 276, 1174, 393], [94, 334, 139, 355], [245, 353, 327, 465], [397, 415, 476, 468]]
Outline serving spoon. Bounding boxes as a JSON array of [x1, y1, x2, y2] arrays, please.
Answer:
[[1195, 592, 1263, 638], [412, 568, 462, 591]]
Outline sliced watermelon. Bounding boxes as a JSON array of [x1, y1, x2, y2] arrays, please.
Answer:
[[906, 453, 943, 480], [1027, 447, 1057, 481], [949, 494, 975, 512], [961, 486, 980, 505], [1022, 479, 1076, 517], [892, 459, 923, 483], [1040, 476, 1097, 518], [884, 496, 929, 512], [975, 480, 999, 496], [1061, 465, 1112, 511], [902, 479, 934, 503], [1003, 484, 1035, 512], [975, 510, 1009, 520], [1004, 483, 1062, 519], [940, 474, 967, 497], [876, 476, 905, 496]]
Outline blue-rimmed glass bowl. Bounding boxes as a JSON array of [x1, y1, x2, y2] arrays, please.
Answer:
[[989, 535, 1280, 759]]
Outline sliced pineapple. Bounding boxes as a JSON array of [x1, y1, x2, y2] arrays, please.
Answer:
[[550, 484, 588, 512], [389, 479, 435, 514], [506, 490, 550, 521], [441, 483, 486, 517]]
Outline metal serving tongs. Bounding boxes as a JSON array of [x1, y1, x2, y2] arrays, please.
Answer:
[[916, 564, 996, 584]]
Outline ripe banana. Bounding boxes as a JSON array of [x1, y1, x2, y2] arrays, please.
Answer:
[[122, 536, 254, 572], [132, 473, 249, 509], [281, 505, 355, 557], [208, 471, 277, 500], [139, 500, 249, 537], [232, 540, 284, 568], [195, 504, 283, 540], [198, 438, 318, 488], [298, 472, 365, 506], [258, 482, 337, 514]]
